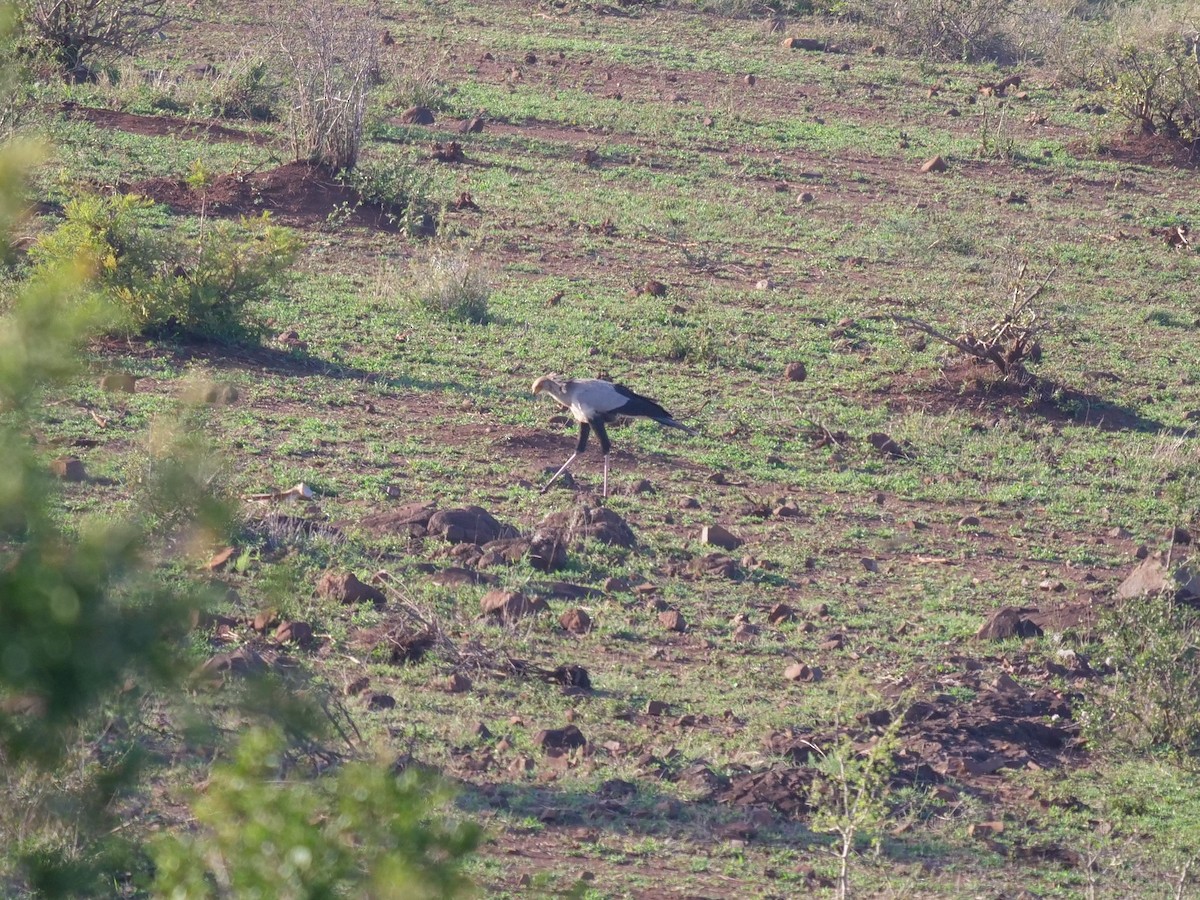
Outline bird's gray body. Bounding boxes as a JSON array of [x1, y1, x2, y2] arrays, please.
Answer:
[[531, 374, 694, 495]]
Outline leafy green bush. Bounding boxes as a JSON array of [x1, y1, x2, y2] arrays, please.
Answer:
[[1080, 593, 1200, 765], [29, 193, 300, 343], [409, 251, 490, 324], [152, 727, 480, 899], [207, 54, 281, 121], [343, 152, 433, 237]]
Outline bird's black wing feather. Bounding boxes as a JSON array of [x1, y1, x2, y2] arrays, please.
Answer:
[[611, 382, 673, 420]]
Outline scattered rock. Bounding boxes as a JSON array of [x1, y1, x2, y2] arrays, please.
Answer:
[[860, 557, 879, 573], [637, 278, 668, 297], [1168, 526, 1192, 545], [480, 590, 546, 623], [542, 505, 636, 548], [460, 115, 485, 134], [197, 647, 267, 680], [316, 571, 386, 606], [99, 372, 136, 393], [868, 432, 911, 459], [368, 693, 396, 710], [958, 515, 981, 528], [535, 724, 587, 750], [1115, 553, 1200, 602], [559, 607, 592, 634], [796, 192, 814, 204], [443, 673, 472, 693], [921, 155, 948, 174], [784, 361, 807, 382], [701, 524, 743, 551], [251, 609, 279, 633], [273, 620, 314, 647], [658, 609, 687, 632], [428, 506, 517, 545], [358, 501, 437, 537], [977, 606, 1043, 640], [49, 456, 87, 482], [400, 105, 435, 125], [780, 36, 825, 51], [646, 700, 669, 716], [345, 676, 370, 696], [768, 603, 796, 625]]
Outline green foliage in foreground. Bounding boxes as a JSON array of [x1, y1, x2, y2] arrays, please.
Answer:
[[152, 727, 481, 900], [1081, 592, 1200, 765], [29, 193, 299, 344]]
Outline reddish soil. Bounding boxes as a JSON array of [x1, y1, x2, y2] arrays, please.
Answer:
[[60, 101, 270, 145], [129, 161, 406, 230]]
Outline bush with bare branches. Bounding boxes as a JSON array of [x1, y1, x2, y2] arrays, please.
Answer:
[[22, 0, 168, 80], [276, 2, 377, 171], [895, 262, 1053, 386]]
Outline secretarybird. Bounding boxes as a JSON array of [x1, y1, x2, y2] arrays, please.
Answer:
[[531, 374, 696, 496]]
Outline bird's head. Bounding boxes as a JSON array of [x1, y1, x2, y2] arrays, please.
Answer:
[[531, 374, 559, 396]]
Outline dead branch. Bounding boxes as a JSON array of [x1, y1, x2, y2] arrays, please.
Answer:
[[893, 264, 1055, 386]]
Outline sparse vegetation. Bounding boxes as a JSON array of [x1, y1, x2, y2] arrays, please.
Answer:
[[1082, 593, 1200, 764], [276, 1, 377, 171], [408, 250, 490, 323], [21, 0, 169, 79], [6, 0, 1200, 894]]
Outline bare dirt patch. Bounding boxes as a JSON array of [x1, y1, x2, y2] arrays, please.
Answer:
[[60, 100, 270, 145], [128, 161, 403, 230]]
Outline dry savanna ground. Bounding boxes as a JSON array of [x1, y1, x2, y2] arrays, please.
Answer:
[[12, 0, 1200, 896]]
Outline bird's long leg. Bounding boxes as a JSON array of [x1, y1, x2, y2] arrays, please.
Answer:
[[540, 453, 577, 493], [594, 422, 612, 498], [541, 423, 589, 494]]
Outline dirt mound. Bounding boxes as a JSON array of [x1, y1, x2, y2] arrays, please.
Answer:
[[61, 101, 267, 144], [128, 161, 405, 230], [722, 678, 1080, 818]]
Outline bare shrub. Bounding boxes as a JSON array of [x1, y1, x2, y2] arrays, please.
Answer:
[[409, 251, 490, 324], [1102, 2, 1200, 154], [895, 261, 1052, 386], [23, 0, 168, 79], [276, 2, 377, 171], [850, 0, 1015, 61]]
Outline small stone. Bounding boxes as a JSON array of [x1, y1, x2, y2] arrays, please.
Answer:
[[49, 456, 87, 482], [273, 620, 313, 647], [252, 609, 279, 633], [559, 608, 592, 634], [646, 700, 669, 716], [99, 372, 136, 393], [317, 571, 386, 606], [768, 603, 795, 624], [658, 609, 686, 632], [784, 361, 807, 382], [744, 73, 756, 86], [784, 663, 822, 682], [860, 557, 879, 573], [679, 497, 700, 509], [921, 155, 948, 173], [367, 693, 396, 710], [755, 278, 772, 290], [602, 576, 629, 592], [345, 676, 370, 696], [399, 105, 435, 125], [472, 722, 492, 740], [958, 515, 981, 528], [481, 590, 545, 623], [701, 524, 743, 551], [443, 673, 472, 693], [796, 192, 814, 204]]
